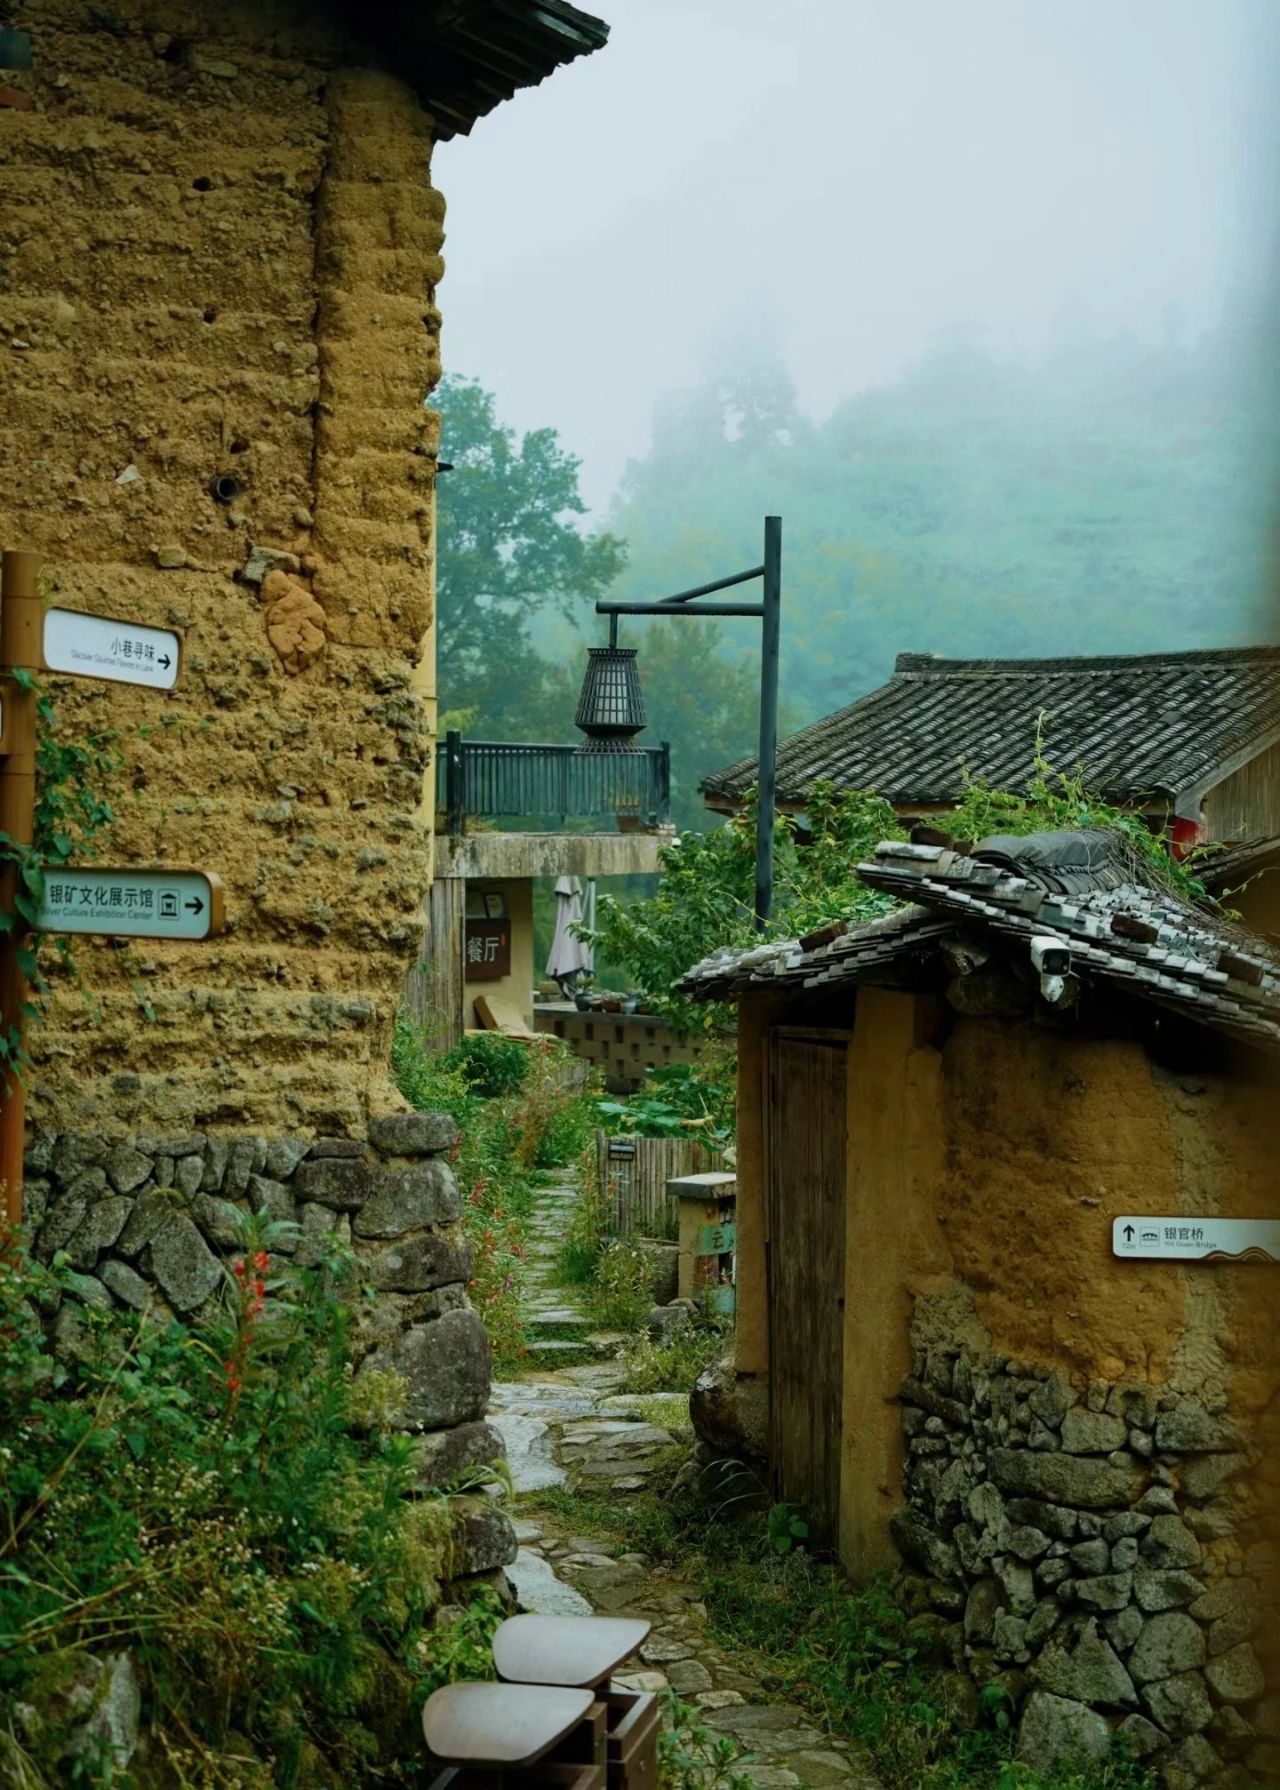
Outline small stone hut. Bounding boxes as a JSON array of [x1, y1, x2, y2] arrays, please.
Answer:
[[682, 830, 1280, 1785]]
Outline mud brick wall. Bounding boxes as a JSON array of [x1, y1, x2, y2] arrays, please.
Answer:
[[0, 2, 444, 1134], [895, 1349, 1278, 1787]]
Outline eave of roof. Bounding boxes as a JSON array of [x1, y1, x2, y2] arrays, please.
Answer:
[[346, 0, 609, 138], [679, 831, 1280, 1050]]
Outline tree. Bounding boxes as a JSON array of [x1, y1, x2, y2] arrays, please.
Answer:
[[435, 376, 627, 732]]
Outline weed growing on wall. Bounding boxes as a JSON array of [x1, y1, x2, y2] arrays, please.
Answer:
[[0, 1220, 504, 1783]]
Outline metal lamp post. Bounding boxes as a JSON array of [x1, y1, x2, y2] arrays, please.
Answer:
[[574, 515, 781, 930]]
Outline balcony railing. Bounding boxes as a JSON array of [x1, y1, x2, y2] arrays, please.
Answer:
[[438, 732, 671, 835]]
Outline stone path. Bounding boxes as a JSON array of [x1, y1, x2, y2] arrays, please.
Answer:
[[488, 1176, 883, 1790]]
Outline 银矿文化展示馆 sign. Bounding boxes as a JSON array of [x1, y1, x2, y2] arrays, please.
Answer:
[[35, 870, 224, 941]]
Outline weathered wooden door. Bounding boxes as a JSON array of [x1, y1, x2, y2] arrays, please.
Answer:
[[765, 1027, 849, 1541]]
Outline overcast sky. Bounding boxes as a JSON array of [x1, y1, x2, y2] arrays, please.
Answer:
[[436, 0, 1279, 514]]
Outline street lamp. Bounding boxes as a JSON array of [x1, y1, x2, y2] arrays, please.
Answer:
[[574, 515, 781, 930]]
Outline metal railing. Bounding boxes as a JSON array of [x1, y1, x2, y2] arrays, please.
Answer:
[[439, 732, 670, 834]]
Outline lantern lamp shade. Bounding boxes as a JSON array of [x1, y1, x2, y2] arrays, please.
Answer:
[[574, 645, 646, 752]]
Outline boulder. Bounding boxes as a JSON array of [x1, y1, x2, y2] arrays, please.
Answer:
[[1152, 1401, 1239, 1454], [1141, 1516, 1202, 1571], [449, 1498, 518, 1576], [1015, 1693, 1111, 1774], [104, 1145, 152, 1195], [63, 1652, 140, 1776], [368, 1111, 458, 1158], [645, 1301, 694, 1341], [689, 1349, 769, 1465], [1060, 1409, 1128, 1454], [64, 1197, 135, 1268], [1133, 1569, 1202, 1612], [99, 1260, 154, 1312], [1114, 1712, 1166, 1758], [352, 1161, 462, 1237]]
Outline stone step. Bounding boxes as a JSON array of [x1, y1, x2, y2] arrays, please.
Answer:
[[524, 1337, 597, 1368]]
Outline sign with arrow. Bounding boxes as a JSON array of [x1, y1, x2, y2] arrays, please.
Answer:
[[1112, 1215, 1280, 1264], [33, 870, 224, 941], [42, 609, 181, 691]]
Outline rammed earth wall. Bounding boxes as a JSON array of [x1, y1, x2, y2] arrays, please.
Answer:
[[1, 1, 443, 1134]]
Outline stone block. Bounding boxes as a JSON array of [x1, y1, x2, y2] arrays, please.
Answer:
[[1015, 1692, 1110, 1774], [1204, 1644, 1265, 1707], [1140, 1671, 1213, 1738], [65, 1196, 135, 1268], [1141, 1516, 1202, 1571], [147, 1212, 222, 1311], [1071, 1539, 1111, 1576], [1134, 1570, 1202, 1613], [294, 1156, 377, 1209], [1153, 1401, 1240, 1454], [1060, 1408, 1127, 1454], [1179, 1454, 1249, 1502], [308, 1137, 367, 1159], [192, 1195, 244, 1248], [225, 1137, 265, 1197], [1130, 1613, 1205, 1685], [264, 1136, 309, 1180], [352, 1160, 461, 1237], [367, 1308, 490, 1430], [361, 1233, 471, 1292], [51, 1133, 108, 1179], [989, 1448, 1141, 1510], [37, 1185, 97, 1259], [368, 1110, 458, 1157], [889, 1511, 961, 1583], [105, 1144, 153, 1195], [1114, 1712, 1166, 1758], [1105, 1606, 1145, 1653], [173, 1155, 204, 1197], [200, 1136, 229, 1193], [294, 1202, 351, 1267], [1075, 1573, 1133, 1613], [449, 1497, 517, 1576], [116, 1189, 174, 1257], [1161, 1733, 1222, 1787], [410, 1419, 506, 1490], [1029, 1616, 1137, 1708], [100, 1260, 154, 1311], [64, 1272, 113, 1308], [246, 1174, 295, 1228]]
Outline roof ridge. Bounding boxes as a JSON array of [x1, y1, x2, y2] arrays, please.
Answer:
[[893, 646, 1280, 677]]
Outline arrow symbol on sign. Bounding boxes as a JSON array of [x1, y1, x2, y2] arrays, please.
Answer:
[[1123, 1223, 1135, 1242], [158, 654, 172, 671], [185, 898, 204, 914]]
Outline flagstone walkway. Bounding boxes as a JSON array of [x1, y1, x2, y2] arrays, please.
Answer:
[[488, 1175, 883, 1790]]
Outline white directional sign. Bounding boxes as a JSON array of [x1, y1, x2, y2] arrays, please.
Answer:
[[1113, 1215, 1280, 1264], [34, 870, 224, 940], [43, 609, 181, 690]]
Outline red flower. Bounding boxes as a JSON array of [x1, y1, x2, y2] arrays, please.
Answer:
[[232, 1258, 246, 1279], [253, 1250, 269, 1271], [252, 1278, 266, 1298]]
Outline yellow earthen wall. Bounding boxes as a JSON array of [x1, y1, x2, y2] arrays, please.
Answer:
[[1, 3, 445, 1134]]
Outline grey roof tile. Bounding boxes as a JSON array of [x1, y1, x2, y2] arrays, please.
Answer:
[[703, 647, 1280, 808]]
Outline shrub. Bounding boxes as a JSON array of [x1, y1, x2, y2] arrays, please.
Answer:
[[585, 1240, 653, 1331], [0, 1221, 496, 1784], [617, 1318, 728, 1395], [440, 1032, 530, 1100]]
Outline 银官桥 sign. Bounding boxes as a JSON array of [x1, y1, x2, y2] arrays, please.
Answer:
[[1112, 1215, 1280, 1264]]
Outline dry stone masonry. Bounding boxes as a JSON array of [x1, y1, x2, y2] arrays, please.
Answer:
[[894, 1348, 1276, 1788], [25, 1112, 507, 1487]]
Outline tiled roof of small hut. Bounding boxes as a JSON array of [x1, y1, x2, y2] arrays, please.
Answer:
[[351, 0, 609, 139], [701, 647, 1280, 810], [1197, 836, 1280, 896], [679, 829, 1280, 1048]]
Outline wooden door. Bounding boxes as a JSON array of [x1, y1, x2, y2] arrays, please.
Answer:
[[765, 1027, 849, 1542]]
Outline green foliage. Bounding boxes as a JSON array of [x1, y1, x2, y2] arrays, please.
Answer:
[[440, 1032, 531, 1100], [658, 1690, 756, 1789], [765, 1501, 809, 1556], [616, 1318, 728, 1396], [435, 374, 627, 733], [596, 1053, 736, 1148], [392, 1019, 601, 1368], [0, 1222, 498, 1784], [583, 1239, 653, 1331], [0, 685, 122, 1077]]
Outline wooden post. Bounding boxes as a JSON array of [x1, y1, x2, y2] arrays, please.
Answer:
[[0, 549, 40, 1228]]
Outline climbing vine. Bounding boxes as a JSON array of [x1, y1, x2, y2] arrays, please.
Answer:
[[0, 677, 121, 1073]]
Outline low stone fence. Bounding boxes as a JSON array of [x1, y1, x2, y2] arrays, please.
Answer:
[[893, 1349, 1271, 1780], [534, 1001, 706, 1093], [22, 1112, 513, 1577]]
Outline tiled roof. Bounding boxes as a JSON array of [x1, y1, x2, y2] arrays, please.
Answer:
[[1197, 837, 1280, 897], [679, 830, 1280, 1048], [702, 647, 1280, 810]]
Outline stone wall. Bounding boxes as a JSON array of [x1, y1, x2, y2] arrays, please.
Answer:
[[895, 1345, 1276, 1787], [26, 1110, 500, 1444], [2, 1, 443, 1134]]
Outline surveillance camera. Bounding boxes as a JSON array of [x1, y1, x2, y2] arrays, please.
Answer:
[[1029, 934, 1072, 977]]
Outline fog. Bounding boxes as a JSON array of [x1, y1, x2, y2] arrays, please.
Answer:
[[437, 0, 1280, 516]]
